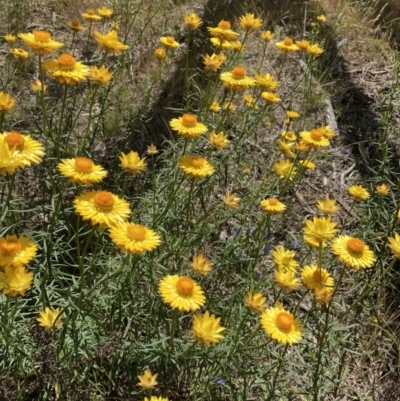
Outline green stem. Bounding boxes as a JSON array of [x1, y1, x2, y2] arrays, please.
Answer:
[[79, 86, 99, 153]]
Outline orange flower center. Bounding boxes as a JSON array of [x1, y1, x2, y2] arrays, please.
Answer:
[[58, 53, 76, 68], [86, 9, 95, 15], [191, 157, 204, 167], [283, 37, 293, 46], [176, 277, 195, 296], [232, 66, 246, 79], [218, 20, 231, 29], [313, 269, 328, 283], [310, 129, 323, 140], [347, 238, 365, 254], [33, 30, 51, 42], [70, 20, 80, 27], [75, 157, 93, 172], [94, 191, 114, 209], [127, 225, 146, 241], [269, 198, 278, 205], [5, 132, 25, 149], [276, 311, 293, 330], [181, 114, 197, 127], [0, 239, 22, 255], [166, 36, 175, 44], [286, 131, 294, 139]]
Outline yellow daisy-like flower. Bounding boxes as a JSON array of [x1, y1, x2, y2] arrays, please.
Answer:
[[296, 139, 311, 153], [67, 20, 85, 32], [239, 13, 262, 32], [110, 222, 161, 255], [0, 235, 38, 267], [295, 40, 310, 51], [261, 30, 274, 42], [203, 53, 226, 72], [191, 253, 213, 276], [286, 110, 300, 119], [169, 114, 207, 138], [37, 307, 63, 330], [275, 37, 300, 53], [304, 235, 327, 248], [0, 265, 33, 297], [317, 15, 327, 22], [260, 304, 302, 345], [300, 129, 330, 148], [388, 233, 400, 258], [281, 130, 297, 141], [184, 13, 202, 30], [0, 142, 22, 175], [245, 292, 267, 313], [273, 159, 297, 180], [119, 151, 147, 175], [210, 37, 232, 50], [303, 216, 338, 244], [143, 397, 168, 401], [260, 198, 286, 214], [223, 101, 236, 112], [208, 20, 239, 41], [255, 73, 279, 92], [348, 185, 370, 201], [81, 9, 102, 22], [97, 6, 113, 18], [317, 197, 340, 215], [159, 36, 179, 49], [178, 156, 214, 179], [1, 131, 45, 167], [31, 79, 47, 93], [209, 131, 230, 149], [332, 236, 376, 269], [272, 245, 298, 272], [159, 275, 205, 312], [275, 268, 301, 292], [261, 91, 281, 104], [10, 48, 29, 60], [220, 66, 255, 91], [0, 91, 16, 113], [209, 101, 221, 113], [376, 184, 390, 196], [313, 286, 334, 305], [230, 40, 244, 53], [154, 47, 167, 61], [306, 44, 324, 56], [137, 369, 158, 389], [94, 30, 129, 53], [224, 192, 241, 210], [4, 34, 16, 43], [147, 144, 158, 155], [18, 30, 64, 55], [278, 139, 296, 158], [319, 125, 336, 139], [42, 53, 89, 85], [74, 190, 131, 227], [191, 311, 225, 345], [57, 157, 107, 185], [243, 94, 258, 108], [299, 159, 316, 169], [90, 65, 113, 85], [301, 264, 334, 291]]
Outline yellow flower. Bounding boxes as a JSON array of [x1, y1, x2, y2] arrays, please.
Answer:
[[243, 94, 258, 108], [273, 159, 297, 180], [300, 129, 330, 148], [0, 142, 22, 175], [388, 233, 400, 258], [203, 53, 226, 72], [0, 235, 38, 267], [31, 79, 47, 93], [317, 197, 340, 215], [4, 34, 16, 43], [147, 144, 159, 155], [272, 245, 298, 271], [255, 73, 279, 92], [90, 65, 113, 85], [143, 397, 168, 401], [57, 157, 107, 185], [261, 30, 274, 42], [208, 20, 239, 41], [301, 264, 334, 291], [376, 184, 390, 196], [222, 101, 236, 112], [94, 30, 129, 53], [239, 13, 262, 31], [317, 15, 327, 22], [261, 91, 281, 104], [74, 190, 131, 227], [275, 268, 301, 292], [307, 44, 324, 56], [159, 36, 179, 49], [154, 47, 167, 61], [191, 253, 213, 276], [286, 110, 300, 119], [260, 198, 286, 214], [169, 114, 207, 138], [331, 236, 376, 269], [281, 130, 297, 141], [303, 216, 338, 244], [275, 37, 300, 53], [37, 307, 63, 330], [159, 275, 205, 312], [295, 139, 311, 153], [137, 369, 158, 389], [110, 222, 161, 255], [278, 139, 296, 158], [119, 151, 147, 175], [319, 125, 336, 139], [184, 13, 202, 30], [313, 286, 334, 305], [97, 6, 113, 18], [209, 131, 230, 149], [220, 66, 255, 91], [0, 265, 33, 297], [245, 292, 267, 313], [209, 101, 221, 113], [1, 131, 45, 167], [224, 192, 240, 210], [230, 40, 244, 53], [260, 304, 302, 345], [81, 9, 102, 22], [42, 53, 89, 85], [111, 21, 120, 31], [67, 20, 85, 32], [295, 40, 310, 51], [210, 37, 232, 50], [179, 156, 214, 179], [10, 48, 29, 60], [18, 30, 64, 54], [191, 311, 225, 345], [299, 159, 316, 169], [348, 185, 370, 201], [0, 91, 16, 113]]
